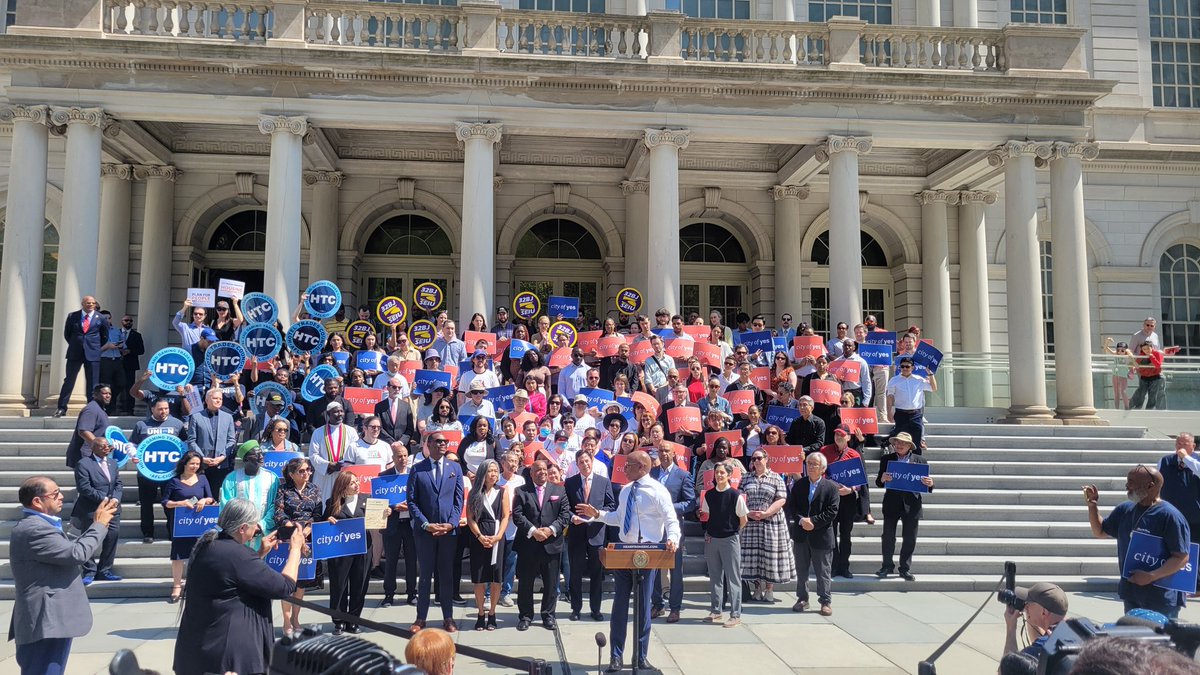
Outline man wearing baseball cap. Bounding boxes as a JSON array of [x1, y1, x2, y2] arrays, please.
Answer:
[[1002, 582, 1068, 659]]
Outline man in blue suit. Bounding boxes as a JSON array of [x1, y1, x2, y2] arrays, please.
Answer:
[[406, 431, 464, 633], [565, 448, 616, 621], [69, 439, 123, 584], [56, 296, 109, 417], [187, 388, 238, 494], [650, 443, 696, 623]]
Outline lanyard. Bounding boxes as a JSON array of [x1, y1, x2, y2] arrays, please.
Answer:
[[325, 425, 345, 464]]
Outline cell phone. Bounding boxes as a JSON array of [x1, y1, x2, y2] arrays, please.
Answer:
[[276, 523, 296, 539]]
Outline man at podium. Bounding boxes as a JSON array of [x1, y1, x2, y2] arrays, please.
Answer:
[[575, 450, 681, 673]]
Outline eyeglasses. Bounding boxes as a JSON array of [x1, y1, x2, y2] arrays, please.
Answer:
[[293, 467, 313, 474], [432, 438, 449, 445], [217, 307, 229, 312], [387, 384, 402, 390], [39, 489, 64, 500], [751, 456, 765, 462], [782, 316, 792, 322], [900, 364, 913, 369], [366, 424, 382, 430]]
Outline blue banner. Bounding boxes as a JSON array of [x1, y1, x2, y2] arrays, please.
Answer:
[[172, 504, 221, 538], [413, 369, 453, 395], [865, 331, 898, 351], [286, 320, 328, 357], [771, 336, 789, 355], [371, 473, 410, 506], [857, 342, 893, 368], [508, 339, 534, 359], [240, 322, 282, 361], [912, 341, 944, 375], [828, 457, 868, 489], [205, 340, 247, 380], [1123, 532, 1200, 594], [104, 426, 132, 469], [262, 451, 302, 477], [895, 355, 930, 378], [884, 461, 930, 493], [312, 517, 368, 560], [250, 381, 293, 418], [240, 292, 279, 326], [652, 328, 673, 339], [147, 347, 194, 391], [330, 351, 350, 375], [548, 295, 580, 319], [739, 330, 774, 355], [459, 414, 494, 432], [300, 364, 340, 402], [764, 405, 800, 430], [137, 433, 186, 482], [356, 351, 383, 372], [303, 280, 342, 320], [579, 387, 615, 412], [486, 384, 516, 413], [264, 542, 317, 580]]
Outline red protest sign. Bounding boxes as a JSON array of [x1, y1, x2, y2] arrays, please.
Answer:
[[692, 342, 721, 369], [761, 445, 806, 475], [442, 429, 464, 455], [631, 391, 661, 419], [704, 430, 745, 458], [398, 360, 420, 384], [840, 407, 879, 434], [547, 347, 572, 368], [629, 340, 655, 365], [827, 359, 862, 383], [342, 386, 384, 416], [522, 440, 547, 467], [597, 335, 625, 358], [494, 338, 510, 363], [809, 379, 842, 405], [611, 454, 632, 485], [464, 331, 497, 356], [666, 406, 702, 434], [660, 440, 691, 460], [722, 390, 755, 415], [511, 411, 536, 429], [793, 336, 825, 361], [664, 338, 695, 361], [577, 330, 602, 355], [749, 367, 772, 391], [444, 364, 459, 388], [683, 325, 711, 341], [701, 464, 743, 491], [344, 464, 380, 494]]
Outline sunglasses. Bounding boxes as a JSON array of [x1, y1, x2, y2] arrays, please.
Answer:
[[751, 456, 766, 462], [366, 425, 382, 430], [292, 467, 313, 474], [432, 438, 449, 445]]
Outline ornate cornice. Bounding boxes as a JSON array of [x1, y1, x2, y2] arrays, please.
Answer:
[[770, 185, 810, 201], [48, 106, 109, 130], [303, 170, 344, 188], [133, 164, 180, 181], [1051, 141, 1100, 161], [101, 163, 134, 180], [620, 179, 649, 195], [0, 104, 49, 126], [493, 175, 503, 193], [816, 135, 873, 162], [454, 122, 502, 145], [957, 190, 997, 205], [986, 140, 1055, 167], [257, 115, 308, 136], [643, 128, 691, 151], [915, 189, 960, 205]]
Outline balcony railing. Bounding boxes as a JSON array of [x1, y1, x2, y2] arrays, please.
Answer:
[[84, 1, 1087, 76]]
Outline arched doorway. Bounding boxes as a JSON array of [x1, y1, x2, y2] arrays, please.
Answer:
[[679, 222, 750, 321], [201, 208, 267, 293], [359, 213, 456, 321], [1160, 242, 1200, 355], [808, 230, 892, 335], [513, 218, 604, 325]]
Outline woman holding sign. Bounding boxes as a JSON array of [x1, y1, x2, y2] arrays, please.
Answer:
[[274, 457, 325, 638], [355, 333, 387, 382], [322, 333, 352, 376], [161, 450, 215, 603], [323, 471, 371, 635], [466, 459, 510, 631]]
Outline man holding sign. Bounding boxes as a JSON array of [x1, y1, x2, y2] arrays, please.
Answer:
[[875, 433, 933, 581], [1085, 465, 1192, 617]]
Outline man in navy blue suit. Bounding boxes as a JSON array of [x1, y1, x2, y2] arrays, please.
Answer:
[[56, 296, 109, 417], [565, 448, 615, 621], [406, 431, 464, 633], [650, 444, 696, 623]]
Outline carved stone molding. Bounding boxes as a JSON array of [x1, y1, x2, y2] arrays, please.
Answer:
[[915, 189, 960, 206], [454, 122, 503, 145], [0, 104, 50, 126], [133, 165, 180, 182], [643, 128, 691, 151], [985, 140, 1055, 167], [770, 185, 810, 201], [958, 190, 997, 205], [48, 106, 109, 129], [303, 170, 344, 188], [703, 187, 721, 213], [816, 135, 873, 162], [396, 177, 416, 208], [101, 163, 135, 180], [1051, 141, 1100, 161], [257, 115, 308, 137], [552, 183, 571, 213], [620, 179, 649, 195], [493, 176, 504, 193], [235, 172, 256, 197]]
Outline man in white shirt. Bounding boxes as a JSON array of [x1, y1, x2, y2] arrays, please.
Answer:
[[885, 357, 937, 450], [576, 450, 680, 673], [831, 340, 872, 406], [309, 402, 360, 500], [457, 350, 500, 405], [372, 356, 411, 395], [825, 322, 849, 358], [459, 381, 497, 421], [569, 395, 599, 436], [557, 348, 590, 402], [1129, 316, 1162, 354], [565, 436, 609, 479]]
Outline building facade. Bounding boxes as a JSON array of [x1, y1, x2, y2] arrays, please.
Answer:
[[0, 0, 1196, 421]]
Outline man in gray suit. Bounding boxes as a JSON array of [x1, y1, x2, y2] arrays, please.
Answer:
[[188, 387, 238, 491], [70, 438, 124, 584], [9, 476, 118, 674]]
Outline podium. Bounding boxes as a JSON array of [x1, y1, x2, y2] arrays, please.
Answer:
[[600, 543, 674, 674]]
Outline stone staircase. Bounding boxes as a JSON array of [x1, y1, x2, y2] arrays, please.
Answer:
[[0, 417, 1166, 600]]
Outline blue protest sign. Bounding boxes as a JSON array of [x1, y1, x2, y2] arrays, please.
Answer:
[[147, 347, 194, 391], [771, 336, 789, 355], [356, 351, 383, 372], [580, 387, 615, 412], [459, 414, 494, 432], [205, 340, 248, 381], [616, 396, 634, 413], [264, 542, 317, 580], [1123, 532, 1200, 594], [857, 342, 893, 368], [104, 426, 133, 469], [913, 341, 944, 375], [172, 505, 221, 538], [371, 473, 410, 506], [828, 457, 868, 489], [615, 287, 642, 315], [286, 320, 327, 357], [512, 291, 541, 321], [300, 364, 340, 402], [894, 354, 929, 377], [885, 461, 930, 493], [312, 517, 368, 560], [303, 280, 342, 320], [240, 292, 279, 325], [764, 405, 800, 430], [409, 320, 437, 351], [508, 339, 534, 359], [330, 351, 350, 375], [548, 296, 580, 319], [652, 328, 673, 339], [262, 451, 302, 477], [866, 331, 898, 351], [413, 369, 453, 395], [486, 384, 517, 413], [739, 331, 774, 355], [240, 322, 282, 361], [137, 433, 186, 482], [250, 381, 293, 418], [413, 282, 444, 313]]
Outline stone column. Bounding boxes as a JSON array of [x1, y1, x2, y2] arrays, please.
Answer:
[[1050, 142, 1102, 424], [919, 0, 941, 26], [954, 0, 978, 26], [989, 141, 1055, 422], [97, 163, 134, 314], [957, 190, 996, 407], [258, 115, 307, 321], [918, 189, 956, 405], [644, 129, 690, 314], [772, 185, 809, 323], [821, 135, 873, 330], [454, 122, 502, 328], [134, 165, 178, 358], [621, 179, 650, 296], [0, 105, 49, 412], [305, 170, 342, 285]]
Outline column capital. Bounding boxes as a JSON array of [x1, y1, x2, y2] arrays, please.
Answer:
[[958, 190, 998, 205], [101, 163, 135, 180], [303, 170, 344, 188], [0, 104, 50, 126], [770, 185, 810, 201], [643, 128, 691, 151], [915, 189, 960, 206], [258, 115, 308, 137], [454, 122, 503, 145], [817, 135, 873, 161], [493, 176, 504, 193], [1051, 141, 1100, 161], [48, 106, 110, 130], [986, 140, 1055, 167], [134, 165, 180, 182], [620, 179, 650, 195]]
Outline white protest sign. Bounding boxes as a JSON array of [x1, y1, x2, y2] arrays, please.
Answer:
[[217, 278, 245, 299], [187, 288, 216, 308]]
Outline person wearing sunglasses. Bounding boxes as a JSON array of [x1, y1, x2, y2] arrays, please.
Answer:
[[884, 357, 937, 451], [740, 448, 794, 604], [407, 433, 465, 634], [273, 457, 323, 636]]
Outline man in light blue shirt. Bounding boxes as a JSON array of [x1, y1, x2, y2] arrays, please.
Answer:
[[431, 320, 467, 368], [557, 348, 590, 401], [171, 299, 208, 350]]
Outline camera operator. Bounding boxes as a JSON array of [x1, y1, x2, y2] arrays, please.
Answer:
[[1003, 582, 1069, 659]]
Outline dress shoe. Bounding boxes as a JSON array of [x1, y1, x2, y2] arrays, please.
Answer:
[[636, 659, 658, 672], [409, 619, 425, 633], [453, 595, 468, 606], [843, 570, 855, 579], [570, 611, 581, 621], [82, 575, 94, 586], [95, 571, 123, 582], [380, 596, 394, 608], [606, 657, 623, 673], [650, 606, 664, 619], [345, 625, 362, 634], [332, 626, 344, 636], [666, 611, 680, 623], [792, 599, 808, 612], [443, 619, 458, 633], [142, 537, 154, 544], [543, 616, 557, 631], [819, 605, 833, 616], [876, 567, 893, 578], [900, 571, 916, 581], [53, 409, 65, 418], [517, 618, 531, 631], [591, 611, 604, 621]]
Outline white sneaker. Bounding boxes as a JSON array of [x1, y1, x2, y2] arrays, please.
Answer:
[[499, 595, 514, 607]]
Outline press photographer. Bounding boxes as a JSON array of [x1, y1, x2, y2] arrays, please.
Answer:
[[1001, 581, 1069, 660]]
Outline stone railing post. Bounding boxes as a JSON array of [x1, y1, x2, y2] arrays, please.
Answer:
[[461, 2, 502, 55], [826, 16, 866, 71], [10, 0, 104, 37], [267, 0, 308, 46], [1001, 25, 1088, 77], [646, 11, 685, 64]]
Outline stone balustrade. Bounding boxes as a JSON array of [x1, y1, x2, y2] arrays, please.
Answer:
[[498, 10, 644, 58], [105, 0, 271, 42]]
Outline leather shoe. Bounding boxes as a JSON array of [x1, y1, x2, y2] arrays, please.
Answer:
[[819, 605, 833, 616], [650, 606, 664, 619], [380, 596, 394, 608], [409, 619, 426, 633], [543, 616, 557, 631], [443, 619, 458, 633], [636, 659, 658, 672], [591, 611, 604, 621], [876, 567, 893, 578], [517, 618, 531, 631], [606, 657, 623, 673], [345, 625, 362, 634], [666, 611, 680, 623], [900, 571, 916, 581], [95, 571, 123, 582], [844, 570, 855, 579], [792, 599, 808, 612], [570, 611, 580, 621], [332, 626, 344, 636], [53, 409, 65, 418]]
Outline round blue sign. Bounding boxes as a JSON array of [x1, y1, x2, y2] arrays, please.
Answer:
[[303, 280, 343, 320], [137, 434, 186, 482], [250, 381, 293, 419], [239, 322, 282, 361], [205, 340, 248, 381], [286, 320, 328, 356], [147, 347, 195, 391], [300, 364, 340, 402], [104, 425, 132, 469], [240, 292, 279, 326]]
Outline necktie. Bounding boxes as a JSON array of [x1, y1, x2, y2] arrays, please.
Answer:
[[583, 476, 591, 502], [82, 313, 91, 333], [97, 457, 111, 482], [536, 484, 545, 508], [391, 400, 398, 425], [433, 460, 441, 485], [622, 481, 639, 539]]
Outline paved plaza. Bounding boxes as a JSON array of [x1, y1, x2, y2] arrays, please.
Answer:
[[3, 587, 1197, 674]]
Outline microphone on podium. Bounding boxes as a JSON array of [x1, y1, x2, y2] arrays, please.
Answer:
[[595, 632, 607, 674]]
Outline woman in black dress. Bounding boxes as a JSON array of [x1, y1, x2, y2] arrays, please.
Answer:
[[466, 458, 510, 631], [273, 456, 325, 638], [323, 470, 370, 635], [161, 450, 215, 603]]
